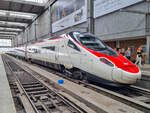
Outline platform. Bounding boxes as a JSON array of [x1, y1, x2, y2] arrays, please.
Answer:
[[141, 64, 150, 76], [141, 64, 150, 71], [0, 55, 16, 113]]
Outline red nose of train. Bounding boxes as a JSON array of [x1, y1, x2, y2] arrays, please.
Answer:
[[84, 47, 141, 84], [110, 54, 141, 84]]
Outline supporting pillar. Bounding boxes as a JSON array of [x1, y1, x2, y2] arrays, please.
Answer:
[[47, 0, 57, 37], [116, 40, 120, 48], [34, 21, 37, 41], [11, 38, 13, 47], [49, 6, 52, 37], [145, 12, 150, 63], [87, 0, 94, 34], [146, 36, 150, 63], [26, 29, 29, 44], [22, 34, 24, 45], [16, 37, 18, 47]]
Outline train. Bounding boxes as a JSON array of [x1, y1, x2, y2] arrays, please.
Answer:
[[7, 31, 141, 85]]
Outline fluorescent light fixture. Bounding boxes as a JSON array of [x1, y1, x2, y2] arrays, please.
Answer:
[[0, 27, 22, 32], [10, 13, 35, 19], [0, 34, 15, 37], [0, 21, 27, 27], [0, 10, 37, 20], [6, 22, 27, 27], [0, 11, 6, 15], [24, 0, 48, 3], [0, 31, 18, 35]]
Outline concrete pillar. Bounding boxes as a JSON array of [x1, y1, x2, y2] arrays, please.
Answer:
[[49, 6, 52, 36], [16, 37, 18, 47], [146, 36, 150, 63], [48, 0, 57, 36], [116, 40, 120, 48], [146, 13, 150, 63], [26, 29, 29, 44], [12, 38, 15, 47], [14, 37, 17, 47], [34, 21, 37, 41], [87, 0, 94, 34], [22, 34, 24, 45], [11, 38, 13, 47]]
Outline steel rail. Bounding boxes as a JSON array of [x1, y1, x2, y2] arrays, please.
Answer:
[[3, 57, 40, 113], [2, 55, 86, 113]]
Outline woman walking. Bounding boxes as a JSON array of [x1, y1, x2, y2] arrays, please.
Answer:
[[135, 47, 142, 67]]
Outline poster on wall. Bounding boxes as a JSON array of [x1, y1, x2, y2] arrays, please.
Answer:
[[52, 0, 87, 33], [94, 0, 143, 18]]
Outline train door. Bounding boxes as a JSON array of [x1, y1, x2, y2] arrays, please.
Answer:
[[55, 44, 59, 64], [57, 40, 69, 66], [43, 46, 56, 64]]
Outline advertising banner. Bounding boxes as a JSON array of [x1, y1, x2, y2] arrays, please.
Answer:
[[52, 0, 87, 33], [94, 0, 143, 18]]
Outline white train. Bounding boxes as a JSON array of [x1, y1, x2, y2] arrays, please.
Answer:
[[8, 31, 141, 85]]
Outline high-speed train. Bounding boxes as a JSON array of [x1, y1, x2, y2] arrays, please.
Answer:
[[8, 31, 141, 85]]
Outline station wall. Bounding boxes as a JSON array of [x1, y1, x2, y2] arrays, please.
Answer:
[[17, 32, 23, 45], [94, 2, 146, 40], [36, 10, 50, 39], [14, 1, 147, 46], [14, 0, 150, 62]]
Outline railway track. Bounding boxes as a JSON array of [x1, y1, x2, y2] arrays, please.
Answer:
[[28, 60, 150, 112], [4, 55, 150, 113], [3, 56, 86, 113], [135, 77, 150, 91]]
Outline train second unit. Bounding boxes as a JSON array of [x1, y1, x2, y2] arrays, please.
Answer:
[[8, 31, 141, 85]]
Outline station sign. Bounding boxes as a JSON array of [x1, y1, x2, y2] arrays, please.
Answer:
[[52, 0, 87, 33], [94, 0, 143, 18]]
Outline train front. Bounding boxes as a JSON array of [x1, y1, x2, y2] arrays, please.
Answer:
[[111, 54, 141, 84], [69, 31, 141, 85], [91, 48, 141, 85]]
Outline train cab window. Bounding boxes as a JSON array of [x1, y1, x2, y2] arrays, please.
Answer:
[[79, 36, 117, 56], [68, 40, 80, 51], [69, 31, 118, 56], [42, 46, 55, 51]]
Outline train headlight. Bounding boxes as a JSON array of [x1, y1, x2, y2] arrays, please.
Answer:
[[100, 58, 114, 67]]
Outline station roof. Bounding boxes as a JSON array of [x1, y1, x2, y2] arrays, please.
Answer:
[[0, 0, 49, 39]]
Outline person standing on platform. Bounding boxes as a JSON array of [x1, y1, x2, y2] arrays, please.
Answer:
[[118, 48, 121, 54], [121, 48, 125, 56], [125, 47, 131, 60], [113, 48, 117, 51], [135, 47, 143, 67]]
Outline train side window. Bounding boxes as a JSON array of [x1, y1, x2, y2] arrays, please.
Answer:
[[32, 48, 40, 53], [42, 46, 55, 51], [68, 40, 80, 51]]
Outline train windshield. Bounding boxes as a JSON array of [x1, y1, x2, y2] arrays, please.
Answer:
[[69, 32, 118, 56], [80, 36, 106, 50]]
